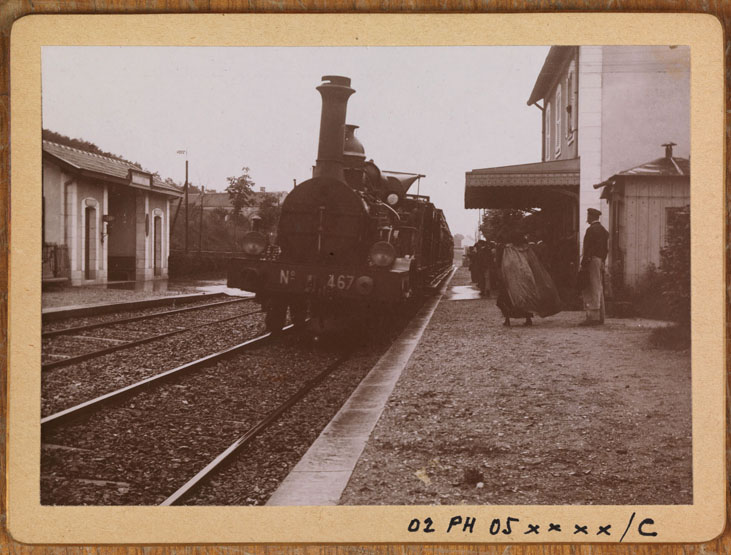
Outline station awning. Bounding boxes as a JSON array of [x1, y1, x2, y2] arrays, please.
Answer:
[[464, 158, 580, 209]]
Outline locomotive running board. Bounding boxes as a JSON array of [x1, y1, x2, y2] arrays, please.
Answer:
[[266, 265, 456, 506]]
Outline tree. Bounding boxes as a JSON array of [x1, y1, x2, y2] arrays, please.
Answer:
[[480, 209, 535, 242], [256, 193, 282, 234], [42, 128, 142, 167], [226, 167, 255, 217]]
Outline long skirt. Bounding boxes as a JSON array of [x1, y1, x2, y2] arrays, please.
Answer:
[[497, 289, 532, 319], [581, 256, 605, 323]]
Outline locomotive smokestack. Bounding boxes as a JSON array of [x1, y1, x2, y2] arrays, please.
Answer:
[[314, 75, 355, 180]]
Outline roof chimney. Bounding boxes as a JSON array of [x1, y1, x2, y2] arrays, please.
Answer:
[[662, 142, 676, 159]]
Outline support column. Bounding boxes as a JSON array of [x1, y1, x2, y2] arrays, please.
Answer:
[[165, 198, 170, 277], [100, 184, 109, 282], [577, 46, 608, 251], [67, 180, 82, 285], [135, 192, 151, 281]]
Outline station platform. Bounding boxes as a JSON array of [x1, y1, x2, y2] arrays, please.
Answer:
[[268, 266, 692, 507], [41, 278, 251, 312]]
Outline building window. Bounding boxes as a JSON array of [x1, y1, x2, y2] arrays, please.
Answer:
[[555, 85, 562, 156], [545, 102, 551, 161], [567, 65, 576, 143]]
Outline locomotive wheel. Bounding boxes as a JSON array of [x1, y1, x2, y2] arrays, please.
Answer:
[[265, 301, 288, 333], [290, 299, 308, 329]]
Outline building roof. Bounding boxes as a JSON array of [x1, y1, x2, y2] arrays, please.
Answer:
[[527, 46, 575, 106], [595, 150, 690, 199], [465, 158, 580, 209], [187, 190, 288, 209], [187, 192, 233, 208], [613, 155, 689, 177], [469, 157, 579, 177], [43, 140, 182, 197]]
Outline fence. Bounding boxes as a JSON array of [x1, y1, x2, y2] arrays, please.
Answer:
[[42, 244, 70, 282]]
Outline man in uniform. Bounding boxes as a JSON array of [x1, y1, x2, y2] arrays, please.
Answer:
[[580, 208, 609, 325]]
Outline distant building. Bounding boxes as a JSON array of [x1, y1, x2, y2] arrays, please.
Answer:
[[42, 140, 182, 285], [186, 188, 287, 220], [465, 46, 689, 292], [596, 144, 689, 287]]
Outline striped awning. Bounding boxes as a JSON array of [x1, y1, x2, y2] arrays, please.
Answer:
[[465, 158, 579, 209]]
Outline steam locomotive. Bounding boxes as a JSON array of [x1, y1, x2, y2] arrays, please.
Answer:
[[228, 75, 453, 333]]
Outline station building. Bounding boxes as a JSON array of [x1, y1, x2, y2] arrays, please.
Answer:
[[42, 140, 182, 286], [465, 46, 690, 292]]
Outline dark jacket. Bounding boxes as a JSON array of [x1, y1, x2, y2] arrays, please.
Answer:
[[582, 221, 609, 263]]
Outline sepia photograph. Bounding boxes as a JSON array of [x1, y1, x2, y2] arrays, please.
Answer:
[[38, 43, 694, 509]]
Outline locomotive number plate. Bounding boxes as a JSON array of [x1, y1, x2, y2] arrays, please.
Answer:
[[325, 274, 355, 290]]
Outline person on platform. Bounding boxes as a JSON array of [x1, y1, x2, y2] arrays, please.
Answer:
[[477, 240, 494, 297], [469, 242, 483, 285], [580, 208, 609, 325], [497, 231, 562, 327], [496, 233, 535, 327]]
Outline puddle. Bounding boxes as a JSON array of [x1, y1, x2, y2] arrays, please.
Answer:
[[194, 284, 255, 297], [445, 285, 482, 301]]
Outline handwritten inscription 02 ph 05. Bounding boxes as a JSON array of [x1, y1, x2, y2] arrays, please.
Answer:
[[406, 512, 657, 541]]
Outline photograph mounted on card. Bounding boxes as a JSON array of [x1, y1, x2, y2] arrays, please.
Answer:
[[7, 12, 725, 545]]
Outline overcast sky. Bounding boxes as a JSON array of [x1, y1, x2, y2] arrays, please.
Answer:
[[42, 46, 550, 240]]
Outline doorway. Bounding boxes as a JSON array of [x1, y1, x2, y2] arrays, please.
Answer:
[[154, 215, 162, 277], [84, 205, 97, 280]]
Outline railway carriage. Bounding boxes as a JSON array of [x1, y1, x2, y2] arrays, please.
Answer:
[[228, 75, 453, 332]]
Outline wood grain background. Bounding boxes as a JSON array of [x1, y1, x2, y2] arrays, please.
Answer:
[[1, 0, 727, 552]]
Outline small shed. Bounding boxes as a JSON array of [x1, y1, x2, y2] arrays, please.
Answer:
[[596, 143, 689, 288]]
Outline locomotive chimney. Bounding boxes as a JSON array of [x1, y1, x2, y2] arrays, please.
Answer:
[[314, 75, 355, 180]]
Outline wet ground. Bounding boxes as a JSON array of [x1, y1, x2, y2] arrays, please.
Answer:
[[41, 278, 250, 309]]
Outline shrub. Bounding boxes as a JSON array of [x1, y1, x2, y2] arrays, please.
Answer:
[[659, 207, 690, 324], [168, 252, 231, 279]]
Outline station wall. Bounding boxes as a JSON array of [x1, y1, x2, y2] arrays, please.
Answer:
[[600, 46, 690, 179]]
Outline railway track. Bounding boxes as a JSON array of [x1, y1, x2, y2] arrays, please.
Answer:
[[41, 326, 292, 432], [42, 296, 253, 337], [41, 276, 451, 506], [161, 350, 353, 505], [41, 330, 351, 505], [42, 306, 263, 371]]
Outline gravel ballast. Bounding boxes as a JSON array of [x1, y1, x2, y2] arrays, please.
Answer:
[[41, 295, 425, 506], [42, 338, 341, 505], [42, 308, 266, 416], [339, 267, 692, 506]]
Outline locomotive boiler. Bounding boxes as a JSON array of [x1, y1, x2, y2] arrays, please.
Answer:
[[228, 75, 453, 333]]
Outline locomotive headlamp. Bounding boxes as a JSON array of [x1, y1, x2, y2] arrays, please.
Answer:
[[241, 231, 267, 256], [369, 241, 396, 267], [355, 276, 374, 295], [386, 193, 400, 206]]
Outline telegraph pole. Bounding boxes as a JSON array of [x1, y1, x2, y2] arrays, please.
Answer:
[[199, 186, 204, 253], [184, 159, 189, 253]]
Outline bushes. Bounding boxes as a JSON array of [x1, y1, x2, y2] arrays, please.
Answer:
[[611, 206, 690, 349], [650, 207, 690, 349], [168, 252, 232, 279], [658, 207, 690, 325]]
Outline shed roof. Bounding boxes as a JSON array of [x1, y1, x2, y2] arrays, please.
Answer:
[[595, 153, 690, 199], [613, 155, 690, 177], [43, 140, 182, 197]]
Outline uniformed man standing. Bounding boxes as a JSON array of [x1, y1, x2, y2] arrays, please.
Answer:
[[580, 208, 609, 325]]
